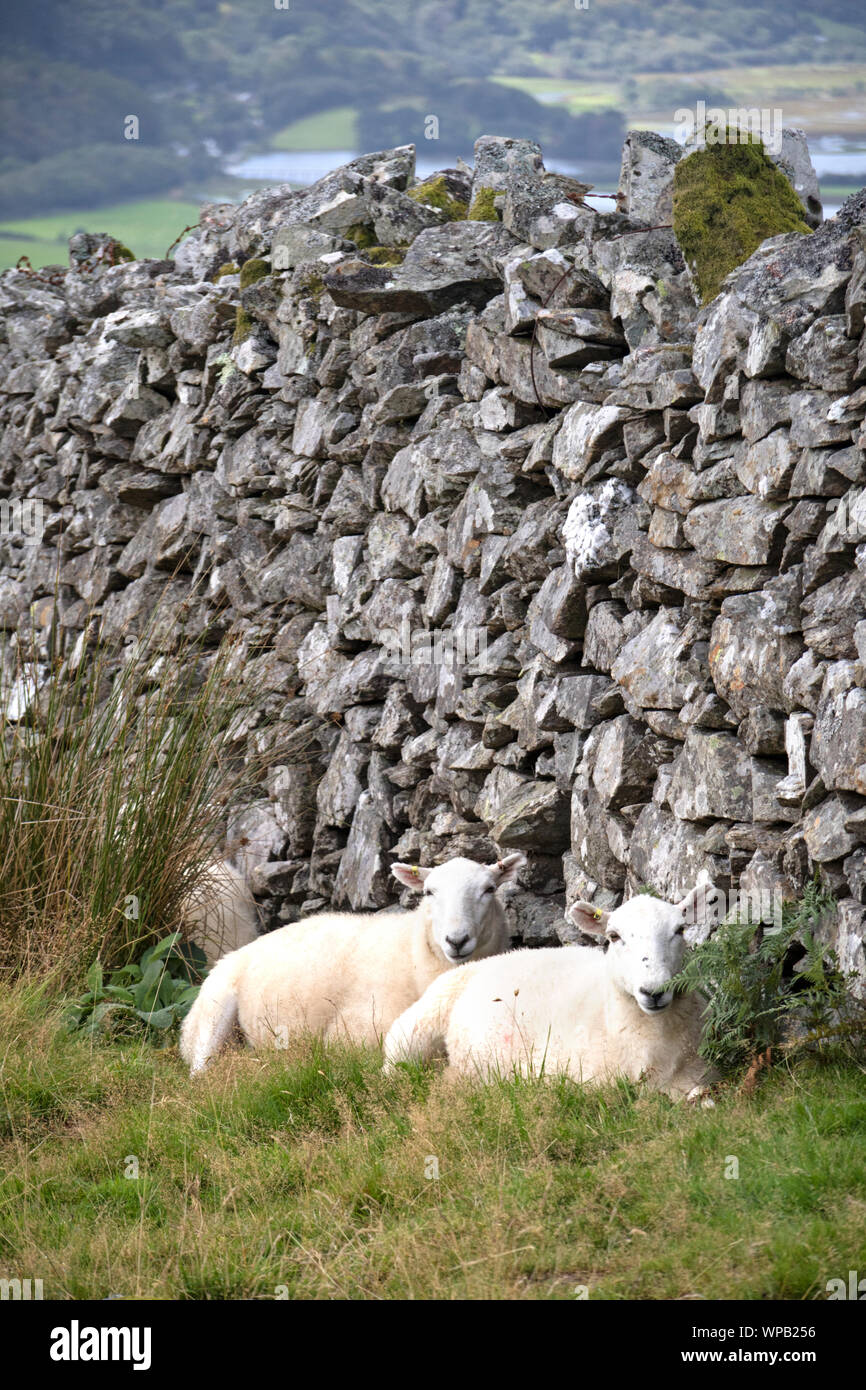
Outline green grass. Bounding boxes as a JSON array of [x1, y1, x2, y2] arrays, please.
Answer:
[[0, 237, 65, 274], [2, 981, 864, 1300], [820, 183, 865, 203], [492, 74, 621, 114], [272, 107, 358, 151], [0, 198, 204, 271]]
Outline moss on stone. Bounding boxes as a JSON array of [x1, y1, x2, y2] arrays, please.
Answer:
[[467, 186, 500, 222], [407, 175, 468, 222], [343, 222, 377, 250], [112, 242, 135, 263], [296, 267, 326, 301], [363, 246, 406, 268], [672, 132, 812, 304], [238, 257, 270, 289], [215, 261, 239, 280], [233, 307, 254, 345]]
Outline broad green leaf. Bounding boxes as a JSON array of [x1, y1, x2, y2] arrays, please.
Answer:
[[135, 1006, 175, 1029]]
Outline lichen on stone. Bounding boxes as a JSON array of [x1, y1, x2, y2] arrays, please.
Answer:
[[673, 131, 812, 304], [239, 258, 270, 289], [563, 479, 635, 578], [215, 261, 240, 280], [214, 350, 236, 385], [467, 186, 500, 222], [407, 176, 468, 222]]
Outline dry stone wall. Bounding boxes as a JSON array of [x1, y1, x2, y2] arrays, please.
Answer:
[[2, 135, 866, 982]]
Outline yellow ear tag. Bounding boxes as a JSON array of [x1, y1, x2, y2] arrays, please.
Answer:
[[593, 910, 602, 920]]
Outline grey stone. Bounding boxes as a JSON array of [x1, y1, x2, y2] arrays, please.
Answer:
[[628, 804, 722, 901], [490, 779, 570, 850], [709, 578, 803, 718], [684, 496, 791, 566], [668, 729, 753, 822], [616, 130, 682, 224], [803, 794, 862, 863], [811, 662, 866, 796]]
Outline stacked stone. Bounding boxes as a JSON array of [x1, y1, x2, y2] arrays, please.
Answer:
[[0, 134, 864, 985]]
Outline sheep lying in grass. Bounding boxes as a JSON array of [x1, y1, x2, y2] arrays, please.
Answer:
[[180, 853, 525, 1075], [180, 859, 259, 966], [383, 887, 715, 1102]]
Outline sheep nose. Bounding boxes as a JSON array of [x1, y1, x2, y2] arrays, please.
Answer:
[[446, 933, 470, 953], [640, 988, 666, 1008]]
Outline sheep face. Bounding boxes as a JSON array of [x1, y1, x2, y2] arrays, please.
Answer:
[[568, 886, 707, 1015], [392, 854, 525, 964]]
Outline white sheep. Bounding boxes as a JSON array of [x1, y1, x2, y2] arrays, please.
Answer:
[[179, 859, 259, 966], [180, 853, 525, 1074], [383, 887, 716, 1102]]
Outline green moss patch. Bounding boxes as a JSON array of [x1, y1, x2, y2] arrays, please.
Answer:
[[467, 186, 500, 222], [673, 132, 812, 304], [238, 257, 270, 289], [214, 261, 239, 280], [343, 222, 377, 250], [407, 176, 468, 222], [363, 246, 406, 268], [233, 306, 254, 345]]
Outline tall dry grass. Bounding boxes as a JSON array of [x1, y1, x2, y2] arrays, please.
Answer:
[[0, 611, 265, 983]]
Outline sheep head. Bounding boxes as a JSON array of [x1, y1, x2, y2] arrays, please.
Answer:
[[392, 853, 526, 964], [567, 885, 710, 1015]]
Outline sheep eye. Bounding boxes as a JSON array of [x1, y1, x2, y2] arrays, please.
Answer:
[[607, 931, 621, 943], [483, 884, 495, 895]]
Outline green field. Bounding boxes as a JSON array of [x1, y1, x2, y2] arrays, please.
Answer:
[[492, 75, 622, 114], [272, 106, 358, 151], [0, 199, 205, 272], [1, 982, 864, 1300]]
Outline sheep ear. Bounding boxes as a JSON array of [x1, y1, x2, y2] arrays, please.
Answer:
[[492, 851, 526, 887], [567, 900, 609, 935], [677, 882, 716, 926], [391, 863, 431, 890]]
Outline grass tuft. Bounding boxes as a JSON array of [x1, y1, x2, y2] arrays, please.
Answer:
[[0, 611, 265, 985]]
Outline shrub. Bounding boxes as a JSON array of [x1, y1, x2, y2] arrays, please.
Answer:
[[669, 880, 865, 1075]]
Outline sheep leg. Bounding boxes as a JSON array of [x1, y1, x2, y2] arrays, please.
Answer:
[[179, 961, 239, 1075], [383, 996, 449, 1072]]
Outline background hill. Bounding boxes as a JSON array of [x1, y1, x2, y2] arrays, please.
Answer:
[[2, 0, 866, 264]]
